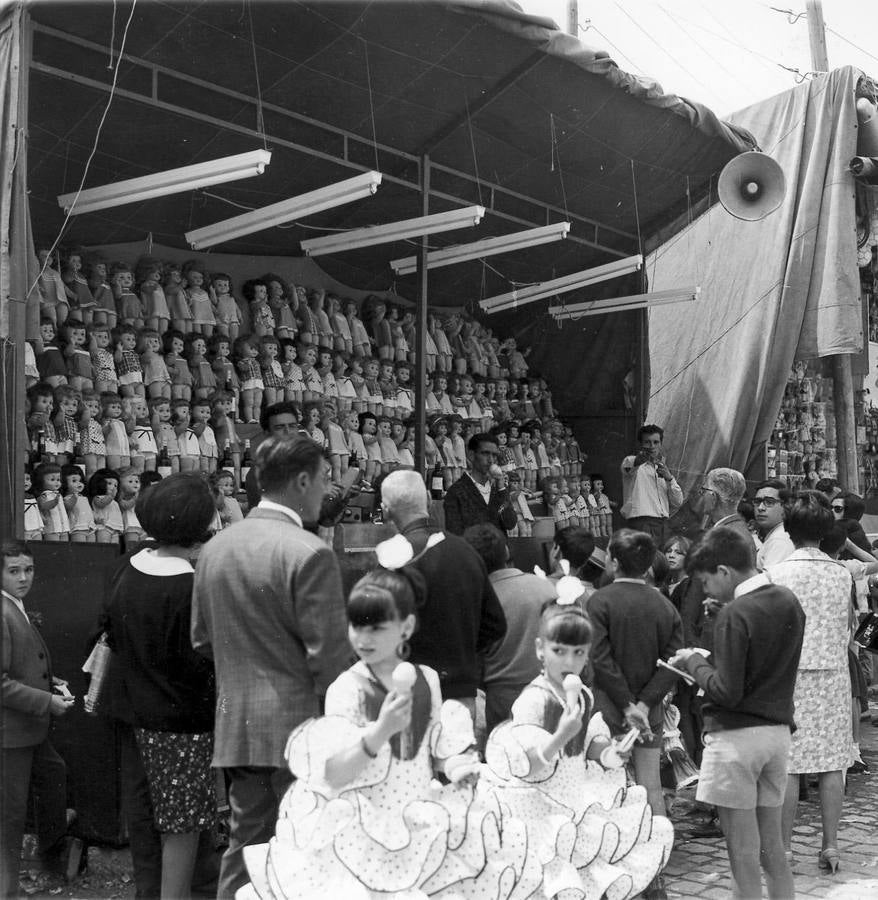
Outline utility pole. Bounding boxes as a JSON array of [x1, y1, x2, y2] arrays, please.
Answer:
[[806, 1, 859, 490], [566, 1, 577, 36]]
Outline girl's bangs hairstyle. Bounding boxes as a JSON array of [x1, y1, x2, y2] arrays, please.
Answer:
[[539, 600, 592, 646], [346, 569, 419, 627]]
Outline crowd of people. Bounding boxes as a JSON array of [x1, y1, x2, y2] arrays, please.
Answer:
[[4, 407, 877, 900]]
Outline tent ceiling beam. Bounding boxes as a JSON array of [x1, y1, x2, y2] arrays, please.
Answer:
[[31, 23, 636, 259]]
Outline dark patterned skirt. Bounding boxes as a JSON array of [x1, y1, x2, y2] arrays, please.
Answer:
[[134, 729, 217, 833]]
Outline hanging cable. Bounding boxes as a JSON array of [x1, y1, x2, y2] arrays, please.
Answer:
[[551, 115, 570, 220], [578, 20, 645, 75], [246, 0, 268, 148], [28, 0, 138, 301], [107, 0, 117, 69], [464, 87, 483, 207], [362, 38, 380, 173]]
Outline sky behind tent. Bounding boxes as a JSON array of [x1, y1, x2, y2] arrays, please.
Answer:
[[520, 0, 877, 117]]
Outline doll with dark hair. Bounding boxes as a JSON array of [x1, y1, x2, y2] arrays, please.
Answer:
[[135, 256, 169, 335], [62, 247, 96, 327], [241, 278, 275, 338], [164, 261, 192, 334], [183, 261, 214, 337]]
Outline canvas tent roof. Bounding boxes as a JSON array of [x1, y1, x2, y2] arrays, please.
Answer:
[[25, 0, 755, 307]]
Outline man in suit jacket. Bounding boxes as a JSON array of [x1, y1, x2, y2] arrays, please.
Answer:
[[192, 437, 350, 900], [2, 541, 73, 899], [380, 471, 507, 715], [442, 433, 518, 535]]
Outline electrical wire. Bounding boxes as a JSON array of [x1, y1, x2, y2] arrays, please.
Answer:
[[27, 0, 138, 300], [825, 25, 878, 67], [578, 21, 645, 75]]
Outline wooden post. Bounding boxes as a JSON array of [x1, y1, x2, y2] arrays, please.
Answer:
[[805, 0, 829, 71], [414, 156, 430, 476], [566, 1, 578, 36]]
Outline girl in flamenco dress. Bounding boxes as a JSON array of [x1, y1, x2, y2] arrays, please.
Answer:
[[480, 580, 674, 900], [239, 545, 540, 900]]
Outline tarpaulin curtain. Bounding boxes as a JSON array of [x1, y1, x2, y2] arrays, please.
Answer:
[[644, 66, 862, 491]]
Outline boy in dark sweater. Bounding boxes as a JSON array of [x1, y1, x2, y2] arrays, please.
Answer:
[[588, 529, 683, 828], [671, 526, 804, 900]]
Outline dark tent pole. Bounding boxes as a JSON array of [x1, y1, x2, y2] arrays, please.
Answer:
[[414, 155, 430, 476]]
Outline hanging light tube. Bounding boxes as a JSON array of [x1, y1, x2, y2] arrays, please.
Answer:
[[550, 286, 700, 319], [300, 205, 486, 256], [185, 171, 382, 250], [58, 149, 273, 216], [478, 253, 642, 313], [389, 222, 570, 275]]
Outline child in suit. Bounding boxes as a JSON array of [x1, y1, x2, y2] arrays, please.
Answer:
[[1, 541, 74, 896]]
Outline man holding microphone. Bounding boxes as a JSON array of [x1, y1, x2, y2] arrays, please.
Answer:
[[442, 432, 518, 535], [620, 424, 684, 544]]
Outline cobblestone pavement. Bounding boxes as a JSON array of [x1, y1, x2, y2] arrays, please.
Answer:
[[664, 714, 878, 899]]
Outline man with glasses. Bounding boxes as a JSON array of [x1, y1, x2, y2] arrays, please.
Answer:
[[698, 468, 753, 544], [753, 479, 794, 570], [442, 432, 518, 535]]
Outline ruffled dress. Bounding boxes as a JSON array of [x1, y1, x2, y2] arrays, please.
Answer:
[[479, 678, 673, 900], [240, 663, 540, 900]]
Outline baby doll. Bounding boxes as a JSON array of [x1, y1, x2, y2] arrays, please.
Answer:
[[259, 335, 284, 407], [564, 423, 582, 476], [308, 288, 335, 349], [429, 372, 455, 416], [386, 303, 409, 362], [427, 312, 451, 373], [517, 425, 539, 493], [446, 415, 466, 483], [148, 397, 180, 474], [209, 334, 240, 418], [345, 298, 371, 358], [321, 400, 349, 481], [358, 411, 381, 487], [492, 425, 517, 475], [332, 352, 356, 414], [301, 401, 326, 448], [394, 362, 414, 419], [472, 376, 494, 433], [170, 399, 199, 473], [189, 396, 218, 474], [51, 384, 80, 465], [78, 389, 107, 477], [263, 273, 297, 340], [111, 261, 142, 329], [61, 318, 93, 391], [280, 339, 305, 406], [24, 340, 40, 389], [138, 328, 171, 400], [400, 308, 417, 365], [99, 391, 129, 472], [363, 296, 392, 361], [33, 462, 70, 541], [24, 469, 44, 541], [61, 463, 96, 542], [376, 415, 401, 474], [233, 335, 264, 424], [87, 468, 124, 544], [377, 360, 398, 419], [162, 329, 193, 402], [298, 342, 323, 402], [590, 473, 614, 538], [163, 261, 192, 334], [492, 377, 512, 423], [135, 256, 169, 334], [538, 377, 556, 418], [558, 476, 578, 527], [208, 390, 240, 478], [429, 416, 453, 489], [130, 395, 158, 473], [242, 278, 275, 338], [183, 261, 215, 336], [35, 245, 68, 326], [114, 323, 145, 399], [61, 247, 96, 326], [89, 323, 118, 394], [392, 419, 415, 470], [35, 319, 65, 387], [506, 469, 534, 537], [317, 348, 338, 400], [211, 271, 241, 341], [209, 470, 244, 529], [117, 467, 145, 545], [327, 294, 352, 354], [26, 382, 57, 463], [186, 333, 217, 400], [343, 408, 367, 471]]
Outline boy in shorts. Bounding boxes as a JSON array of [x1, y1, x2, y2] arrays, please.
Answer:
[[671, 526, 805, 899]]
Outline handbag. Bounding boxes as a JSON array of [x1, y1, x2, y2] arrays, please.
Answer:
[[82, 633, 113, 714], [854, 612, 878, 653]]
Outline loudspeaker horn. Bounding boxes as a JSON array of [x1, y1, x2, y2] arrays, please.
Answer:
[[717, 151, 785, 221]]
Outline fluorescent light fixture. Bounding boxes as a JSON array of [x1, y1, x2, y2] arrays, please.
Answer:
[[58, 149, 273, 215], [478, 253, 642, 314], [550, 287, 700, 319], [300, 206, 486, 257], [389, 222, 570, 275], [185, 171, 382, 250]]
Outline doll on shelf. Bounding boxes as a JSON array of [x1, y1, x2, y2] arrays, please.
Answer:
[[61, 247, 96, 326], [118, 467, 145, 545], [148, 397, 180, 473], [35, 244, 69, 326], [164, 261, 192, 334], [55, 462, 96, 543], [321, 400, 349, 481], [493, 378, 512, 423], [111, 261, 142, 329], [327, 294, 352, 354], [34, 462, 70, 541], [376, 416, 401, 475], [345, 298, 371, 358], [135, 256, 169, 334], [517, 425, 539, 494], [61, 318, 93, 392], [280, 340, 305, 406], [347, 355, 368, 413], [298, 343, 324, 403], [317, 348, 339, 401], [209, 334, 240, 418], [186, 333, 217, 401], [24, 469, 44, 542], [429, 311, 453, 372], [182, 261, 215, 337], [237, 562, 533, 900], [564, 422, 583, 476], [590, 473, 615, 538], [479, 593, 673, 900], [363, 295, 393, 361], [361, 357, 383, 416], [429, 416, 454, 489], [51, 385, 79, 466], [87, 468, 124, 545], [259, 335, 285, 407], [89, 322, 118, 394], [400, 308, 417, 365], [333, 352, 357, 414], [522, 421, 550, 484], [358, 411, 381, 488], [446, 415, 467, 484], [311, 288, 336, 350], [233, 335, 264, 424], [263, 273, 297, 341], [242, 278, 275, 338], [541, 476, 571, 531], [472, 376, 494, 433], [386, 302, 409, 362], [162, 330, 193, 403], [171, 397, 199, 473], [130, 395, 158, 473], [99, 391, 129, 472], [506, 469, 535, 537], [427, 372, 455, 417], [211, 272, 241, 341], [139, 328, 171, 401], [190, 397, 218, 475], [394, 362, 414, 419], [77, 389, 106, 478], [113, 323, 144, 399], [343, 408, 367, 476], [378, 360, 398, 419]]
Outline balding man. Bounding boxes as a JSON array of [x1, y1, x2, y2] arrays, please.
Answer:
[[380, 471, 506, 717]]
